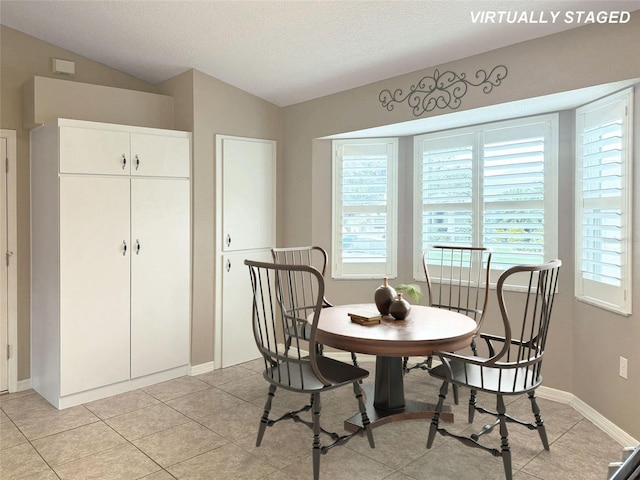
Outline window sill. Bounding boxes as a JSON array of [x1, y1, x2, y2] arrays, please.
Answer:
[[575, 296, 631, 317]]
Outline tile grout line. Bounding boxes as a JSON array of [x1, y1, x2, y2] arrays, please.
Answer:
[[95, 409, 172, 480], [1, 407, 64, 479]]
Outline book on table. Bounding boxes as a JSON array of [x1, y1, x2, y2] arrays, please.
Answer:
[[348, 308, 382, 325]]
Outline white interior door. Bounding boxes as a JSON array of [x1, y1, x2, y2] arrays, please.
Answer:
[[59, 176, 131, 396], [130, 178, 190, 378], [221, 249, 271, 367], [0, 137, 7, 392], [221, 137, 275, 252]]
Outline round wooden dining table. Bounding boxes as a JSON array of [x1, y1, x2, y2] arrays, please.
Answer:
[[312, 303, 478, 431]]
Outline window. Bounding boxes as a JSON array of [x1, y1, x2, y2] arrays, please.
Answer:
[[575, 89, 633, 315], [332, 138, 398, 279], [414, 115, 558, 288]]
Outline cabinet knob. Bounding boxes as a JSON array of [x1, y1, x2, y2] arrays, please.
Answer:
[[135, 155, 140, 170], [226, 234, 231, 247], [226, 259, 231, 272], [122, 240, 127, 256], [122, 154, 127, 170], [135, 239, 141, 255]]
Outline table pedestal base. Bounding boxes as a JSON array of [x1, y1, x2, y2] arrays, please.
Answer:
[[344, 383, 454, 433]]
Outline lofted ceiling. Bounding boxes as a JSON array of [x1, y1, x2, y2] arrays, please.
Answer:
[[1, 1, 639, 107]]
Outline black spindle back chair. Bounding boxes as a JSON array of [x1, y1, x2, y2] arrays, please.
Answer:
[[245, 259, 374, 480], [405, 246, 491, 382], [426, 259, 562, 480]]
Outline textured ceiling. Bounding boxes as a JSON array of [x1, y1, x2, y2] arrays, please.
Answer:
[[2, 0, 639, 106]]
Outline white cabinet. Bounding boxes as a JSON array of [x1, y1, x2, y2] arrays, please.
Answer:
[[215, 135, 276, 368], [59, 126, 190, 177], [59, 176, 131, 395], [130, 133, 190, 177], [130, 177, 190, 378], [59, 126, 130, 175], [31, 119, 191, 408]]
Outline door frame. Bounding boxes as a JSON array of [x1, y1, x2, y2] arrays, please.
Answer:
[[1, 130, 18, 392]]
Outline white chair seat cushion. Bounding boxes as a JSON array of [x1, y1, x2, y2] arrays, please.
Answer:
[[430, 359, 542, 394]]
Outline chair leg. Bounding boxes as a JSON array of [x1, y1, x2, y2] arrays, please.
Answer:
[[350, 351, 359, 367], [312, 393, 322, 480], [427, 380, 449, 448], [468, 389, 477, 423], [353, 381, 375, 448], [528, 391, 549, 450], [497, 395, 512, 480], [257, 384, 277, 447], [452, 384, 459, 405]]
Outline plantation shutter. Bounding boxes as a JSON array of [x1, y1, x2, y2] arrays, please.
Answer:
[[332, 139, 398, 278], [417, 133, 474, 264], [414, 115, 558, 287], [483, 123, 548, 271], [575, 89, 632, 315]]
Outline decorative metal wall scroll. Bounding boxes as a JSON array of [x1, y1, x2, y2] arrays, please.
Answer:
[[379, 65, 508, 117]]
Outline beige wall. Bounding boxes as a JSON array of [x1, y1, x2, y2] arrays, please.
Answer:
[[282, 15, 640, 438], [159, 70, 283, 367], [22, 76, 175, 130]]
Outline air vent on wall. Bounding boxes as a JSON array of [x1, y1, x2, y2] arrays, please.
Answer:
[[52, 58, 75, 76]]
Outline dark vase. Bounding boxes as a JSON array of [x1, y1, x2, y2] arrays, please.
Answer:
[[374, 277, 396, 315], [389, 293, 411, 320]]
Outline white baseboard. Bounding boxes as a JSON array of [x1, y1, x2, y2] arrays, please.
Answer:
[[189, 361, 215, 376], [16, 378, 31, 392], [52, 366, 189, 409], [570, 395, 639, 447], [537, 386, 638, 446], [536, 385, 574, 404]]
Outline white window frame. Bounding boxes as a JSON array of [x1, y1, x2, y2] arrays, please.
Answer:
[[413, 114, 559, 290], [575, 89, 633, 316], [332, 138, 398, 279]]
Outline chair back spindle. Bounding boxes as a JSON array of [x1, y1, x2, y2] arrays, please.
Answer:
[[423, 245, 492, 332], [272, 246, 333, 308]]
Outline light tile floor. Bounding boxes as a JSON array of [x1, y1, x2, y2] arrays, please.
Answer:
[[0, 358, 624, 480]]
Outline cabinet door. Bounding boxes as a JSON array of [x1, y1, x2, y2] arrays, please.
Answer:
[[220, 249, 270, 367], [60, 127, 130, 175], [130, 178, 190, 378], [130, 133, 190, 178], [221, 137, 275, 251], [59, 176, 131, 396]]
